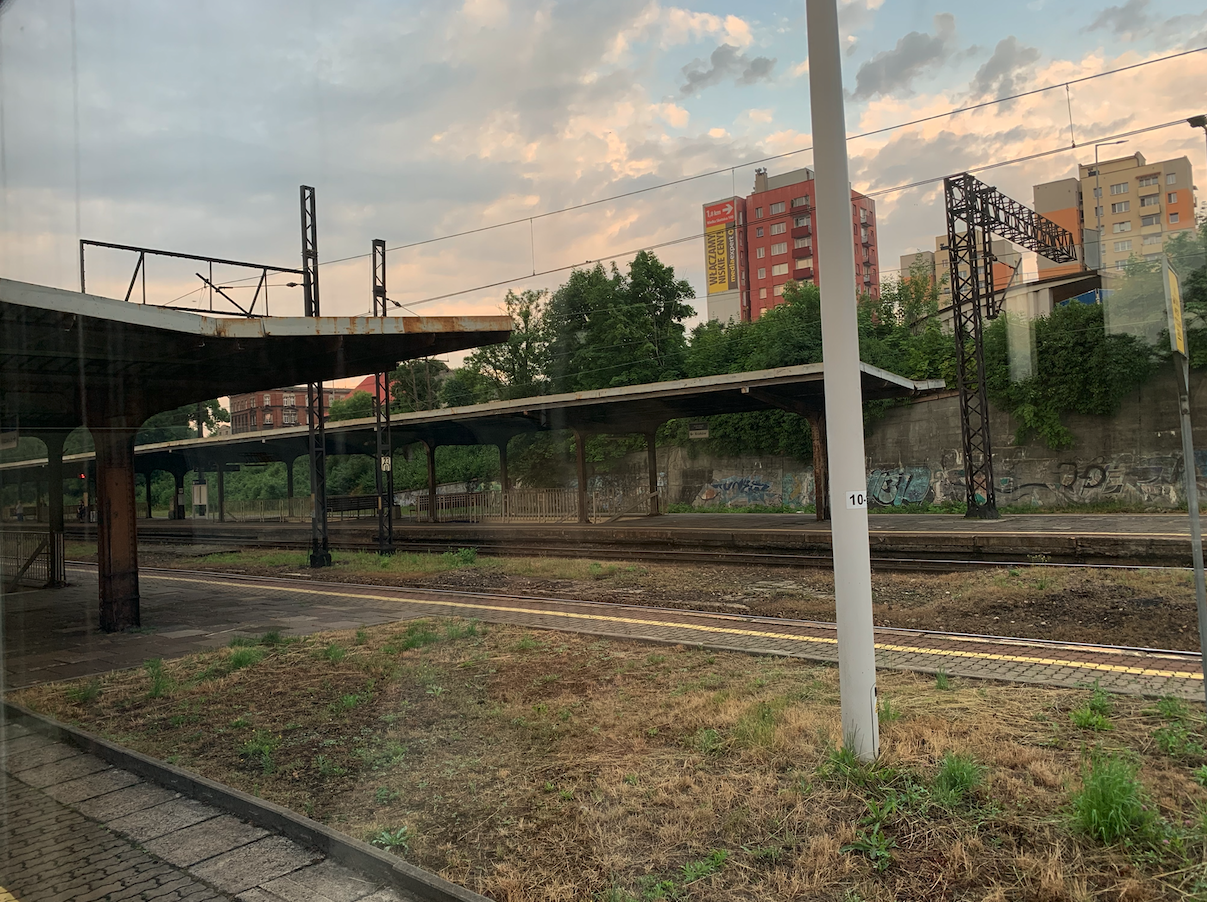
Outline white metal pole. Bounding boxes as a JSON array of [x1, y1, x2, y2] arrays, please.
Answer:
[[806, 0, 879, 760]]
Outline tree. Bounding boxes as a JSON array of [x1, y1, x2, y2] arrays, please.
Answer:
[[545, 252, 696, 392], [137, 400, 228, 445], [327, 390, 375, 422], [464, 289, 551, 400], [390, 358, 450, 412]]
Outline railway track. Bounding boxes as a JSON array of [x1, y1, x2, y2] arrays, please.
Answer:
[[66, 524, 1196, 573]]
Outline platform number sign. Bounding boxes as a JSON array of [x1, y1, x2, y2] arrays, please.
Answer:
[[846, 490, 868, 510]]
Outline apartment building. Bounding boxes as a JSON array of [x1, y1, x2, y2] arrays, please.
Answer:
[[898, 234, 1021, 325], [1034, 152, 1196, 275], [703, 166, 880, 322], [229, 385, 353, 434]]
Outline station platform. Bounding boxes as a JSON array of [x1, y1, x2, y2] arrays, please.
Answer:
[[66, 511, 1201, 568], [6, 563, 1201, 699]]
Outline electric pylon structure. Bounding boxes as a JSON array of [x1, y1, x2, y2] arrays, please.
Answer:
[[371, 239, 395, 554], [301, 185, 332, 567], [943, 173, 1079, 519]]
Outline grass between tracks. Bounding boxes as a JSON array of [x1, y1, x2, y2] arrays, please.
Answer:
[[17, 619, 1207, 901]]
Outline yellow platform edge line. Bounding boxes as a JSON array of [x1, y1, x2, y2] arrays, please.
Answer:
[[153, 574, 1203, 682]]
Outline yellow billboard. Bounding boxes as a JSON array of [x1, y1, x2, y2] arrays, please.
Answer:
[[705, 223, 738, 295]]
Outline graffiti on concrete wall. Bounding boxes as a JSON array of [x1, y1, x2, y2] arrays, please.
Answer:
[[866, 467, 933, 507], [695, 475, 776, 508]]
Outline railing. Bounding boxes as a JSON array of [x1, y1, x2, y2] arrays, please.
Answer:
[[413, 488, 667, 524], [220, 498, 314, 523], [0, 530, 55, 590]]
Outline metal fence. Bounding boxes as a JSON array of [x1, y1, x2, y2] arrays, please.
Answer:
[[413, 488, 666, 524], [219, 498, 313, 522], [0, 530, 59, 590]]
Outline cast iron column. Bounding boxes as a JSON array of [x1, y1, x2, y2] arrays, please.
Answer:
[[43, 432, 67, 586], [301, 185, 331, 567], [646, 432, 659, 516], [574, 430, 588, 524], [425, 441, 438, 523], [371, 239, 394, 553], [93, 426, 140, 631]]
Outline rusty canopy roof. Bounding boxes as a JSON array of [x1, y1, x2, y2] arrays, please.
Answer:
[[0, 278, 512, 433]]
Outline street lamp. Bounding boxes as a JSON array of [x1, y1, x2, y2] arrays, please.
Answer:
[[1093, 140, 1128, 271]]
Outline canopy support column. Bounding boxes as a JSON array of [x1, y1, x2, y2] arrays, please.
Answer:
[[94, 427, 140, 631]]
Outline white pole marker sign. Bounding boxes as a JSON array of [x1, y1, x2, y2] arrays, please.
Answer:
[[846, 490, 867, 510]]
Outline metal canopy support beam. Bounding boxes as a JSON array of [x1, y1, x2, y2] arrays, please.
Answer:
[[424, 441, 438, 523], [574, 430, 589, 524], [646, 432, 660, 516], [943, 173, 1077, 519], [745, 388, 830, 522], [43, 433, 67, 586], [372, 239, 394, 554], [301, 185, 331, 568], [216, 461, 225, 523], [94, 427, 140, 631], [498, 442, 510, 494]]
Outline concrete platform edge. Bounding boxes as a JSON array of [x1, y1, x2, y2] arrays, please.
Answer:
[[0, 699, 490, 902]]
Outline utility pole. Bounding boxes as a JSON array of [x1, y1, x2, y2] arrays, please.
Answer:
[[806, 0, 878, 761]]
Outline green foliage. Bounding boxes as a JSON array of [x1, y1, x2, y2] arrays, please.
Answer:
[[239, 730, 280, 773], [1071, 684, 1114, 731], [841, 823, 896, 872], [546, 251, 695, 392], [984, 302, 1157, 449], [326, 390, 375, 422], [1071, 754, 1148, 843], [681, 850, 727, 883], [66, 679, 101, 705], [934, 669, 951, 691], [441, 547, 478, 566], [228, 647, 266, 671], [323, 643, 347, 663], [137, 399, 228, 445], [144, 658, 173, 698], [371, 825, 411, 851], [464, 289, 551, 400], [390, 358, 451, 412], [933, 752, 983, 804]]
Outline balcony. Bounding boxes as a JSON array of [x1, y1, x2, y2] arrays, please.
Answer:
[[791, 225, 811, 239], [796, 268, 814, 281], [792, 247, 813, 260]]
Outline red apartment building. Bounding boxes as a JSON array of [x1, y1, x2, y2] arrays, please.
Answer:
[[229, 385, 354, 434], [704, 167, 880, 322]]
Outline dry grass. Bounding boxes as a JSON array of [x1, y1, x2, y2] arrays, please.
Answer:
[[18, 621, 1207, 901]]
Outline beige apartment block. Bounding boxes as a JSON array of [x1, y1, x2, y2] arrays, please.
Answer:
[[1078, 152, 1195, 271]]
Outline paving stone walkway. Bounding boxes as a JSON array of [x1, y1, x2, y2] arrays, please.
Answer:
[[0, 721, 413, 902]]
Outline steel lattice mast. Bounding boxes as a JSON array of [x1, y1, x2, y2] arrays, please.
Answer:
[[943, 173, 1078, 519]]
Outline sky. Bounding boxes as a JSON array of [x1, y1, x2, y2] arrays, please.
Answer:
[[2, 0, 1206, 361]]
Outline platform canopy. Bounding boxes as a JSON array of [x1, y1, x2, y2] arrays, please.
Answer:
[[0, 278, 512, 432]]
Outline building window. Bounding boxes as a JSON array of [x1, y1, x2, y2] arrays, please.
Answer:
[[756, 247, 766, 258], [1168, 192, 1178, 204], [791, 196, 809, 208], [772, 284, 784, 297], [1115, 261, 1128, 270], [755, 207, 763, 219], [1140, 214, 1160, 227], [1094, 206, 1103, 218], [1113, 240, 1132, 252], [1142, 234, 1162, 245], [771, 242, 787, 255], [796, 257, 811, 269], [794, 236, 812, 249], [793, 215, 810, 228], [1139, 194, 1159, 207], [263, 393, 271, 406], [1110, 201, 1129, 213], [250, 412, 257, 427], [264, 414, 273, 427], [770, 222, 786, 235], [771, 263, 789, 276], [755, 227, 764, 237], [1092, 186, 1101, 197], [1109, 182, 1128, 195], [283, 393, 296, 407], [1167, 173, 1177, 185], [769, 201, 785, 214], [1112, 221, 1132, 233], [1138, 175, 1159, 187], [758, 287, 767, 299], [1170, 212, 1180, 223], [757, 267, 766, 279]]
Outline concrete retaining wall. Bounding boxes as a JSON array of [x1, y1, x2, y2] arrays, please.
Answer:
[[586, 366, 1207, 510]]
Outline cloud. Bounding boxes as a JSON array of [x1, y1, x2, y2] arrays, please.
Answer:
[[848, 13, 958, 101], [969, 37, 1041, 99], [1083, 0, 1150, 39], [679, 43, 777, 95]]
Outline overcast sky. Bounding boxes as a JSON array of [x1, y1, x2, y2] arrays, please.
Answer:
[[2, 0, 1205, 346]]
